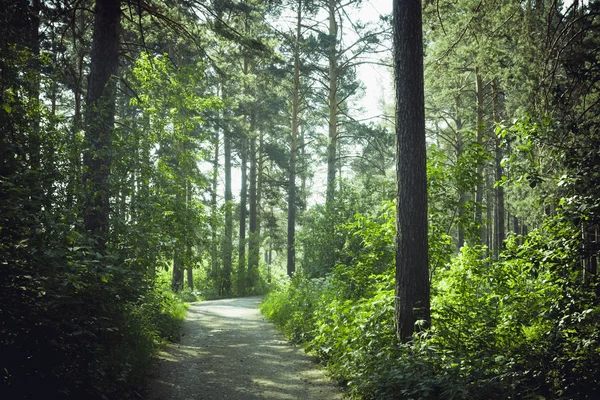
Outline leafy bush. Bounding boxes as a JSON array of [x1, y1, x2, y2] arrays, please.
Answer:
[[1, 236, 189, 399], [262, 211, 600, 399]]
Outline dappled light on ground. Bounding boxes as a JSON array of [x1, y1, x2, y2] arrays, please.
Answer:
[[147, 296, 341, 400]]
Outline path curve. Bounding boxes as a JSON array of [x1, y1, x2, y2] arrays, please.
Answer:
[[146, 296, 342, 400]]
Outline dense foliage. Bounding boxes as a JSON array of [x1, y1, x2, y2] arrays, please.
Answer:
[[263, 208, 600, 399], [3, 0, 600, 398]]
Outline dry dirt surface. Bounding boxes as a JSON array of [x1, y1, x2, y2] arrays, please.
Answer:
[[146, 296, 342, 400]]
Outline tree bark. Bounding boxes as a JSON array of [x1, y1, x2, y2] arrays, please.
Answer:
[[475, 68, 486, 246], [325, 0, 338, 209], [393, 0, 430, 342], [455, 95, 466, 249], [172, 242, 184, 292], [238, 133, 248, 295], [287, 0, 302, 277], [492, 78, 505, 258], [222, 116, 233, 295], [247, 110, 259, 290], [211, 122, 220, 291], [82, 0, 121, 251]]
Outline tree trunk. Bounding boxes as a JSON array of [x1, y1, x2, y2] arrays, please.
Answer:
[[393, 0, 430, 342], [67, 8, 86, 215], [492, 79, 505, 258], [222, 119, 233, 295], [172, 242, 184, 292], [325, 0, 338, 209], [238, 134, 248, 295], [186, 247, 193, 291], [455, 95, 466, 249], [247, 111, 259, 291], [186, 183, 193, 291], [300, 126, 307, 211], [82, 0, 121, 251], [211, 123, 220, 291], [287, 0, 302, 277], [474, 68, 485, 246]]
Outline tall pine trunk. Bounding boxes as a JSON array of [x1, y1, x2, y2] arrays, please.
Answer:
[[211, 123, 220, 290], [393, 0, 430, 342], [82, 0, 121, 251], [474, 68, 486, 246], [492, 79, 505, 258], [238, 134, 248, 295], [287, 0, 302, 277], [247, 111, 259, 291], [455, 95, 466, 249], [325, 0, 338, 209], [222, 114, 233, 295]]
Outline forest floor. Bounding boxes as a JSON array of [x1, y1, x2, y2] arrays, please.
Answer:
[[145, 296, 342, 400]]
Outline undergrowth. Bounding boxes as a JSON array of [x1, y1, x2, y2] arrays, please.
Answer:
[[1, 247, 189, 400], [261, 209, 600, 399]]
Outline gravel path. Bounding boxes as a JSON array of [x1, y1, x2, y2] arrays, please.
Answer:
[[146, 296, 342, 400]]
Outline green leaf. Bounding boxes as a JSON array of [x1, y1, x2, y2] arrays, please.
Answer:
[[2, 103, 11, 113]]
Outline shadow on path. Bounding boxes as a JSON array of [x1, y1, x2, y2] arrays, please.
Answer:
[[146, 296, 342, 400]]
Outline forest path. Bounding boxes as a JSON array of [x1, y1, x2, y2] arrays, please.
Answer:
[[146, 296, 342, 400]]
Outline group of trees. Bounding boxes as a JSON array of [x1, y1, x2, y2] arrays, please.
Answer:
[[1, 0, 392, 397], [2, 0, 600, 398], [264, 0, 600, 398]]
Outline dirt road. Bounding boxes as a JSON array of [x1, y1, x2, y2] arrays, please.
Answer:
[[146, 296, 342, 400]]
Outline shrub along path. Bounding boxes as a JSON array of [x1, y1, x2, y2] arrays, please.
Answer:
[[146, 296, 341, 400]]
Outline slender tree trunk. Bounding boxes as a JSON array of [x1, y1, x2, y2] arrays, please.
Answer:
[[172, 242, 184, 292], [238, 134, 248, 295], [26, 0, 42, 217], [247, 112, 259, 290], [287, 0, 302, 277], [300, 126, 307, 210], [455, 95, 466, 249], [222, 118, 233, 295], [186, 182, 193, 291], [474, 68, 485, 246], [393, 0, 430, 342], [211, 125, 220, 290], [82, 0, 121, 251], [187, 259, 193, 290], [492, 79, 505, 258], [251, 129, 264, 282], [486, 171, 493, 256], [67, 9, 86, 214], [325, 0, 338, 209], [140, 113, 152, 276]]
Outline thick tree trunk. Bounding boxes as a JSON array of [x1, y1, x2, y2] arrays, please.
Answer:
[[287, 0, 302, 277], [82, 0, 121, 251], [393, 0, 430, 342]]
